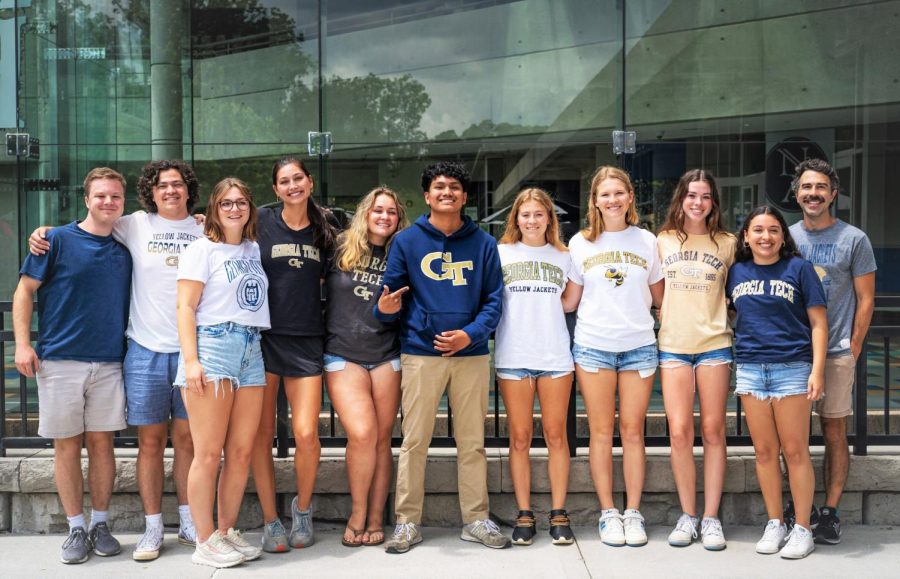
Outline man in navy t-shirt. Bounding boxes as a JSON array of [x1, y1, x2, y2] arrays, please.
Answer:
[[13, 167, 132, 565]]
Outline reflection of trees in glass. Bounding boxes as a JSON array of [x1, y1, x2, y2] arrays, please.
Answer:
[[324, 74, 431, 142], [434, 119, 548, 141]]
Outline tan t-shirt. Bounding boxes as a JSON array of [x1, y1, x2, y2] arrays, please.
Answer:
[[657, 231, 736, 354]]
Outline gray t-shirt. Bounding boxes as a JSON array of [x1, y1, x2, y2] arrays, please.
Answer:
[[790, 219, 877, 357]]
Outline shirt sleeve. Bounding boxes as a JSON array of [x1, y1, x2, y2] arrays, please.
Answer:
[[20, 230, 59, 282], [177, 239, 210, 283], [111, 213, 135, 244], [799, 259, 827, 309], [850, 232, 878, 278], [646, 232, 664, 284], [567, 237, 584, 286], [461, 240, 504, 345]]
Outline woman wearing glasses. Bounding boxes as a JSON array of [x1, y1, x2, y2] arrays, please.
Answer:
[[176, 177, 269, 568]]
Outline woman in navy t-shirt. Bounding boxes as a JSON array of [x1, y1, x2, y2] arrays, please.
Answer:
[[726, 206, 827, 560]]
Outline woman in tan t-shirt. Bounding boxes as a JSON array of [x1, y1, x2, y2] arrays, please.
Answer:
[[656, 169, 736, 551]]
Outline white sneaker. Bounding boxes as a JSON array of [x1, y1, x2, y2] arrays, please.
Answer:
[[756, 519, 787, 554], [667, 513, 698, 547], [191, 530, 245, 568], [598, 509, 625, 546], [780, 524, 814, 559], [623, 509, 648, 546], [700, 517, 726, 551], [178, 515, 197, 546], [223, 528, 262, 561], [133, 524, 164, 561]]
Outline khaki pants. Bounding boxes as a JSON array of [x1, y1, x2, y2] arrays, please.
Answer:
[[394, 354, 490, 525]]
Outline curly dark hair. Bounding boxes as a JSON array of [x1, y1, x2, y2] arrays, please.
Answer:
[[420, 161, 471, 192], [136, 160, 200, 213], [791, 157, 839, 194], [735, 205, 802, 263]]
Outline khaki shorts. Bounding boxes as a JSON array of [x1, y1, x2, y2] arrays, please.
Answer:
[[37, 360, 127, 438], [814, 355, 856, 419]]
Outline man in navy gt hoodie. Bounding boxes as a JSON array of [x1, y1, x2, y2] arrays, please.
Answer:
[[375, 161, 509, 553]]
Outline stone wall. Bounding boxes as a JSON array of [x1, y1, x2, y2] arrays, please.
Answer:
[[2, 452, 899, 533]]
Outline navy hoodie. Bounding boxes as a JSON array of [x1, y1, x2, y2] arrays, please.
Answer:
[[374, 214, 503, 356]]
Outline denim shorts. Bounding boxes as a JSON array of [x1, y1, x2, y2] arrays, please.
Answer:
[[323, 353, 400, 373], [124, 339, 188, 425], [175, 322, 265, 391], [658, 347, 733, 369], [495, 368, 572, 380], [734, 361, 811, 400], [573, 343, 658, 376]]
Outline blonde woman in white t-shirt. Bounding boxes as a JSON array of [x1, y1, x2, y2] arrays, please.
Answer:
[[566, 166, 664, 547], [657, 169, 736, 551], [496, 188, 580, 547]]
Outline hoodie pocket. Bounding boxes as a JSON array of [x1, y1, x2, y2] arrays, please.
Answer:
[[417, 311, 471, 343]]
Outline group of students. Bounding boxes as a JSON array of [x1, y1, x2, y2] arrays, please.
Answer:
[[12, 156, 875, 568]]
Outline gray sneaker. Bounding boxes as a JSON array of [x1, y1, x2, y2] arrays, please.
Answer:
[[289, 496, 314, 548], [88, 522, 121, 556], [61, 527, 91, 564], [262, 518, 290, 553], [384, 522, 423, 554], [461, 519, 511, 549]]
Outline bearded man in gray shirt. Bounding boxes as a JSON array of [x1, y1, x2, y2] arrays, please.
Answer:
[[787, 158, 877, 546]]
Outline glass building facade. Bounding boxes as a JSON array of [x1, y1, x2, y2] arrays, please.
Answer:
[[2, 0, 899, 425]]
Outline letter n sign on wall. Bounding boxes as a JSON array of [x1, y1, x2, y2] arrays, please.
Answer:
[[765, 137, 828, 213]]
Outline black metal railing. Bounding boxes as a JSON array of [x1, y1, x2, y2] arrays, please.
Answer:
[[2, 299, 899, 457]]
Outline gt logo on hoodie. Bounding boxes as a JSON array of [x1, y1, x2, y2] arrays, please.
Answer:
[[421, 251, 474, 286]]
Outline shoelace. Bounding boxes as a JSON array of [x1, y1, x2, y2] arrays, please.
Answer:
[[623, 512, 644, 527], [180, 519, 197, 540], [516, 514, 536, 528], [785, 525, 809, 546], [550, 514, 570, 527], [674, 514, 698, 539], [762, 521, 783, 542], [227, 529, 251, 547], [266, 520, 286, 537], [392, 523, 417, 541], [475, 519, 502, 535], [701, 518, 723, 538], [297, 510, 311, 534], [137, 526, 164, 549], [63, 528, 87, 549]]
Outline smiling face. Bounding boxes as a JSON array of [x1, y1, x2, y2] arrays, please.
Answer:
[[795, 169, 836, 220], [218, 186, 251, 234], [367, 193, 400, 245], [424, 175, 467, 215], [517, 199, 549, 246], [594, 177, 633, 225], [84, 178, 126, 227], [152, 168, 190, 219], [273, 162, 313, 206], [745, 213, 784, 264], [682, 180, 713, 227]]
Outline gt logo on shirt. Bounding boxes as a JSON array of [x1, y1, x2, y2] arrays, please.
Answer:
[[420, 252, 474, 286], [353, 285, 374, 301]]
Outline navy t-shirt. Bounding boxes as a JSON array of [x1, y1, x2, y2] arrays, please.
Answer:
[[726, 255, 826, 363], [19, 221, 132, 361]]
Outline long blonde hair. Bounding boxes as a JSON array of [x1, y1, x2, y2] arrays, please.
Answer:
[[336, 186, 408, 272], [582, 165, 639, 241], [499, 187, 566, 251]]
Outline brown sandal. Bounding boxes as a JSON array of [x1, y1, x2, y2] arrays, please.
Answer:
[[341, 525, 365, 547], [364, 526, 385, 546]]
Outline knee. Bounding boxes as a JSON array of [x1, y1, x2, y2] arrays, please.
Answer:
[[255, 419, 276, 443], [295, 428, 320, 450], [346, 425, 377, 450], [754, 444, 779, 466], [781, 442, 810, 466], [700, 420, 725, 447], [509, 428, 533, 453], [668, 424, 694, 451], [822, 419, 847, 446], [85, 434, 114, 455], [225, 444, 255, 467], [542, 424, 567, 451], [172, 430, 194, 455], [619, 423, 645, 447], [139, 434, 167, 457]]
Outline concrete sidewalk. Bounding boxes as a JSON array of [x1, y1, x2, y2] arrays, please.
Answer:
[[1, 524, 897, 578]]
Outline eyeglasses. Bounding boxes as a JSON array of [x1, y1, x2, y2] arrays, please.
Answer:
[[154, 180, 186, 191], [219, 199, 250, 211]]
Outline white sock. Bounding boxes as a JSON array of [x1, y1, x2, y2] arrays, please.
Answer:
[[178, 504, 192, 526], [145, 513, 163, 531], [89, 510, 107, 530], [67, 513, 86, 532]]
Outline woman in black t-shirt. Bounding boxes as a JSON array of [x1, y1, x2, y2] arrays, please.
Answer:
[[251, 157, 335, 552], [324, 186, 407, 547]]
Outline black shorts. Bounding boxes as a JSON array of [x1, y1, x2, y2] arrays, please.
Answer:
[[260, 333, 324, 377]]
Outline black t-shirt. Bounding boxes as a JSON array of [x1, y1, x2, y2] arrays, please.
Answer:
[[325, 244, 400, 364], [257, 207, 327, 336]]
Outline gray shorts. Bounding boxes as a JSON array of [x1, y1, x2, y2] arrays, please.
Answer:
[[37, 360, 127, 438]]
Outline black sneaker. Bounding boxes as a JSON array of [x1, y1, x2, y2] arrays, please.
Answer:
[[60, 527, 90, 564], [549, 509, 575, 545], [783, 501, 818, 532], [814, 506, 841, 544], [511, 511, 536, 546], [88, 522, 121, 557]]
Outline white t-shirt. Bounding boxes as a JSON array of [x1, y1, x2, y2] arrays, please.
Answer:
[[569, 226, 663, 352], [177, 237, 271, 329], [113, 212, 203, 353], [494, 242, 575, 371]]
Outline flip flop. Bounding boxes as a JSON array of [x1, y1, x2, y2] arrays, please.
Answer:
[[364, 526, 385, 546], [341, 525, 365, 547]]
